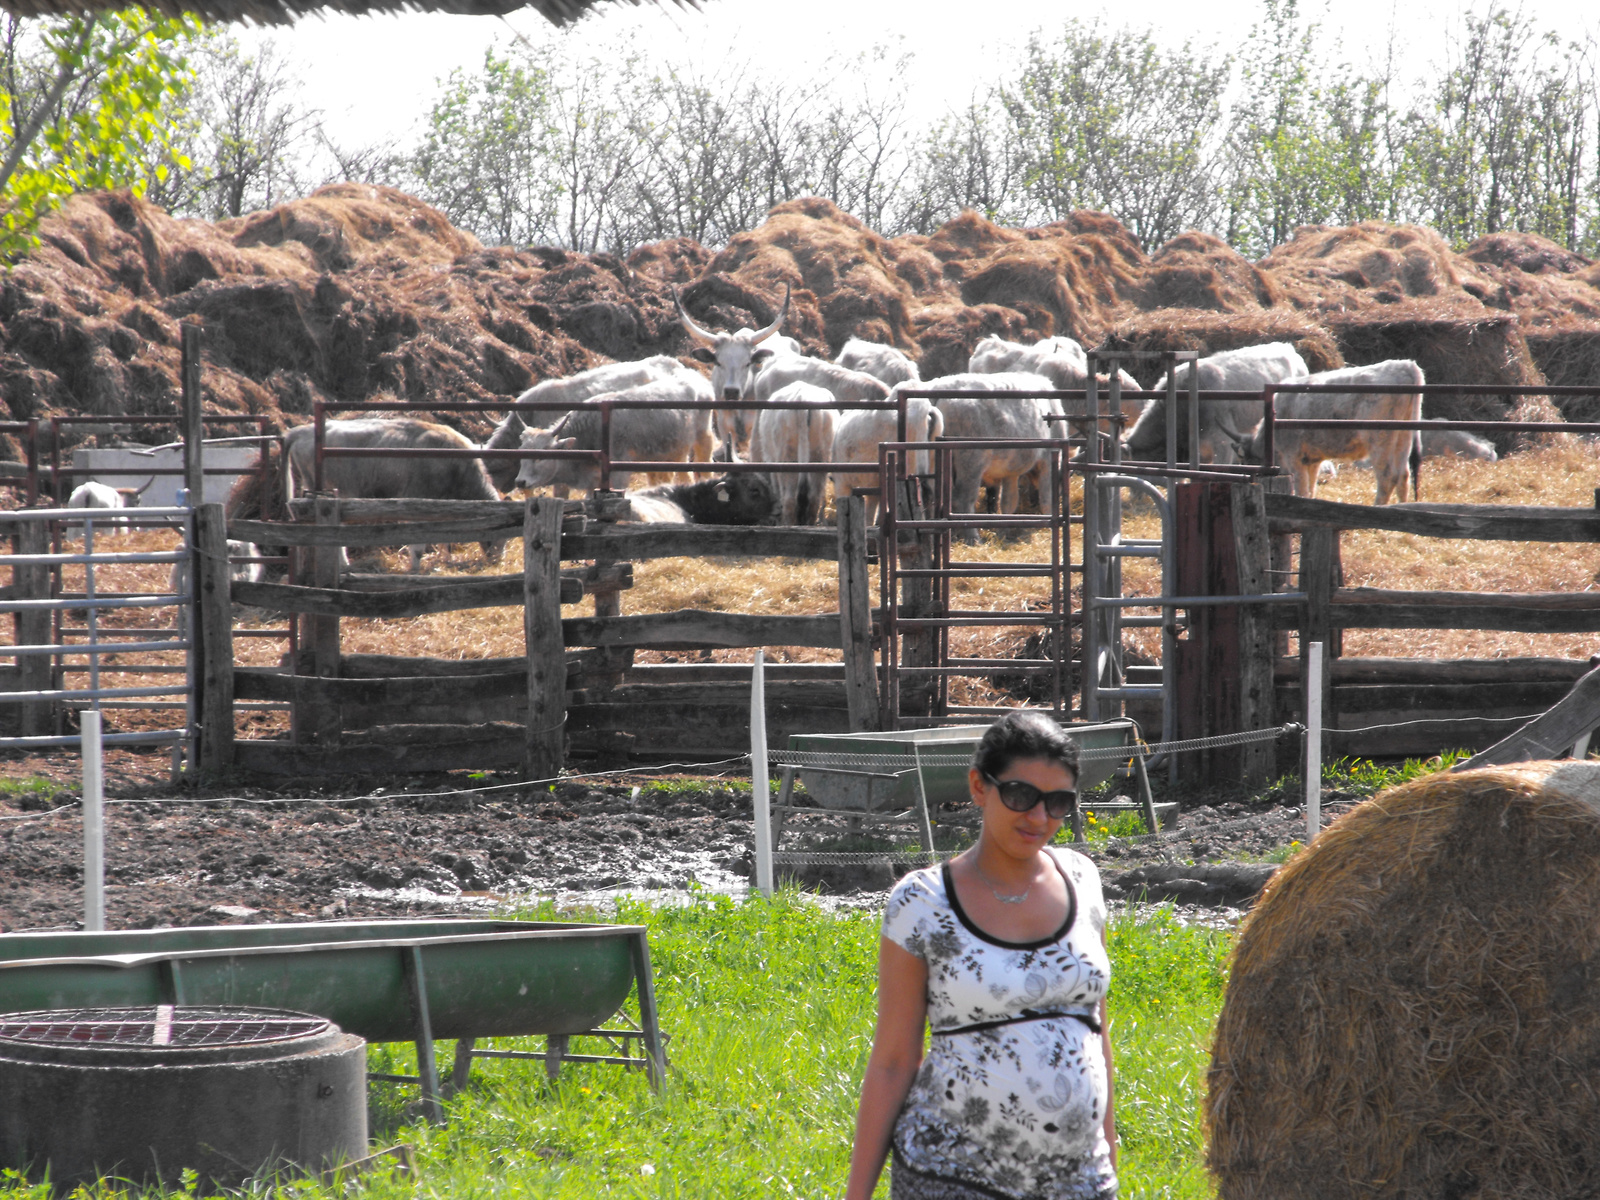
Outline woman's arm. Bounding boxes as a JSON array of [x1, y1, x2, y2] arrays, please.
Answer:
[[845, 937, 929, 1200], [1101, 923, 1117, 1170]]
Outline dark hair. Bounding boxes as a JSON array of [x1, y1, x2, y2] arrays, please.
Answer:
[[972, 711, 1080, 780]]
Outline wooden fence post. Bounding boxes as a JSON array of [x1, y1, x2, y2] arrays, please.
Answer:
[[524, 496, 566, 782], [837, 495, 879, 732], [311, 492, 342, 746], [15, 521, 50, 736], [194, 503, 234, 771], [181, 322, 203, 503], [1230, 480, 1274, 788], [1300, 525, 1337, 741]]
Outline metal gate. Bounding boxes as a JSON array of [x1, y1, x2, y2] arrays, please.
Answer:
[[1, 504, 198, 774]]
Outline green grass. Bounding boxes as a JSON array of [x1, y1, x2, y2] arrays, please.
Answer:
[[13, 895, 1228, 1199], [1321, 749, 1467, 797], [384, 896, 1226, 1199], [0, 775, 73, 811]]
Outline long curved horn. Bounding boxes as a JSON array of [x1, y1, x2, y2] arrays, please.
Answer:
[[131, 476, 155, 497], [750, 283, 791, 344], [674, 287, 718, 345], [549, 411, 573, 437]]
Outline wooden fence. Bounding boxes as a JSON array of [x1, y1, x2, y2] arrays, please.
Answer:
[[1172, 484, 1600, 774], [211, 495, 878, 777]]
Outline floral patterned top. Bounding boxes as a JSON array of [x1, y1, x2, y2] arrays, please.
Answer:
[[882, 848, 1115, 1200]]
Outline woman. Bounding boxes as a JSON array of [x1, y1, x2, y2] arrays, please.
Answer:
[[845, 711, 1117, 1200]]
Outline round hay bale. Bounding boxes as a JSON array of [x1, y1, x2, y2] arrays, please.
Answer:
[[1206, 761, 1600, 1200]]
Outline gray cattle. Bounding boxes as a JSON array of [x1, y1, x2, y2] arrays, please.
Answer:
[[834, 337, 919, 386], [832, 392, 945, 526], [968, 335, 1141, 436], [750, 381, 838, 525], [676, 286, 791, 460], [1244, 359, 1424, 504], [513, 374, 716, 495], [1125, 342, 1310, 465], [754, 357, 890, 406], [928, 372, 1057, 541], [486, 357, 693, 491], [282, 419, 504, 572]]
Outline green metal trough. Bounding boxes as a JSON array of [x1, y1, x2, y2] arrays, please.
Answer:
[[0, 919, 662, 1120]]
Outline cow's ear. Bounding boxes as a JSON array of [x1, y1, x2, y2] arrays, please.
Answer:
[[751, 349, 774, 364], [690, 347, 716, 364], [716, 486, 730, 502], [558, 437, 578, 450]]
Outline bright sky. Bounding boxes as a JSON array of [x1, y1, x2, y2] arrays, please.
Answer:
[[256, 0, 1598, 153]]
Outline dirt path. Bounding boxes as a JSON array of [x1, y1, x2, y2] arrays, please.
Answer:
[[0, 748, 1320, 932]]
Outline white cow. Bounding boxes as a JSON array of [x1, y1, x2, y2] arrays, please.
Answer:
[[835, 338, 919, 387], [750, 382, 838, 525], [832, 393, 945, 527], [967, 335, 1141, 442], [513, 374, 717, 495], [926, 373, 1058, 540], [1245, 359, 1424, 504], [66, 480, 142, 536], [1124, 342, 1310, 465], [676, 286, 791, 460]]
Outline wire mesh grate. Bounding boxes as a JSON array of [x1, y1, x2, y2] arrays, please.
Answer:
[[0, 1006, 330, 1049]]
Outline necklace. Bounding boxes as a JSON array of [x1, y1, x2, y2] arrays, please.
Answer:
[[975, 865, 1032, 905]]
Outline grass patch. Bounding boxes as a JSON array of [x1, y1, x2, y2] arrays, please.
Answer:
[[127, 894, 1219, 1200], [0, 776, 74, 811], [1323, 750, 1467, 797]]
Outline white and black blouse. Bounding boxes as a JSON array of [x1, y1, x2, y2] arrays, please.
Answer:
[[882, 847, 1116, 1200]]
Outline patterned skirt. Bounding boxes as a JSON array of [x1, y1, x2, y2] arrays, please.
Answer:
[[890, 1149, 1116, 1200]]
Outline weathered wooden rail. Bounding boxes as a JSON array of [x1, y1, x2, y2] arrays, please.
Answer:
[[215, 494, 880, 777], [1262, 493, 1600, 758]]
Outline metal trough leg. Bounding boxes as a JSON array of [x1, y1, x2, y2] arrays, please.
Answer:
[[400, 945, 443, 1123], [545, 1034, 568, 1081], [629, 929, 666, 1090], [449, 1038, 475, 1095], [1133, 752, 1159, 834]]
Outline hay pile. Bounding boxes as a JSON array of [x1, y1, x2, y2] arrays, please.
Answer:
[[8, 188, 1600, 458], [1207, 760, 1600, 1200]]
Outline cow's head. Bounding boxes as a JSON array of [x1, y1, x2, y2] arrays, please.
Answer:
[[514, 414, 576, 490], [483, 412, 527, 493], [116, 477, 154, 507], [677, 285, 791, 458]]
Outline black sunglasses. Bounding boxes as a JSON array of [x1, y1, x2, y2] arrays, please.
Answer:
[[983, 773, 1078, 819]]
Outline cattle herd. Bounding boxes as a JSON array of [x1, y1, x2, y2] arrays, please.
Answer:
[[273, 301, 1499, 570]]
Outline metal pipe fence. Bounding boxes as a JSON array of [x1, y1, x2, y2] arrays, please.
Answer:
[[1, 505, 196, 770]]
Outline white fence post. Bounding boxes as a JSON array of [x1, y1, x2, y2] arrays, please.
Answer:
[[1306, 640, 1323, 843], [751, 650, 773, 898], [82, 709, 105, 931]]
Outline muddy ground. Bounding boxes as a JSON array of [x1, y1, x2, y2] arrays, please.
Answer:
[[0, 746, 1345, 932]]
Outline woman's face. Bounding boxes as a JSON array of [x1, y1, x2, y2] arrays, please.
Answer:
[[968, 756, 1077, 860]]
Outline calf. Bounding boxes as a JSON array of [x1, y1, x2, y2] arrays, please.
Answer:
[[513, 374, 716, 495], [835, 337, 919, 386], [750, 381, 837, 525], [1244, 359, 1424, 504]]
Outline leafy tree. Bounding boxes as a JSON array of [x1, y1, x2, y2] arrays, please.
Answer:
[[0, 9, 199, 258], [1002, 22, 1229, 248]]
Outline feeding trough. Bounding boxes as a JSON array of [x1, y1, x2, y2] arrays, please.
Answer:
[[785, 719, 1142, 812], [0, 918, 663, 1121], [0, 1005, 366, 1190]]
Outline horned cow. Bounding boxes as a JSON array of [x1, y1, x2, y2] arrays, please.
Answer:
[[676, 286, 792, 460], [282, 419, 504, 573], [750, 381, 837, 525]]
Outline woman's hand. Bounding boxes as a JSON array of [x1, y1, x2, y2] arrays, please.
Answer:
[[844, 937, 928, 1200]]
